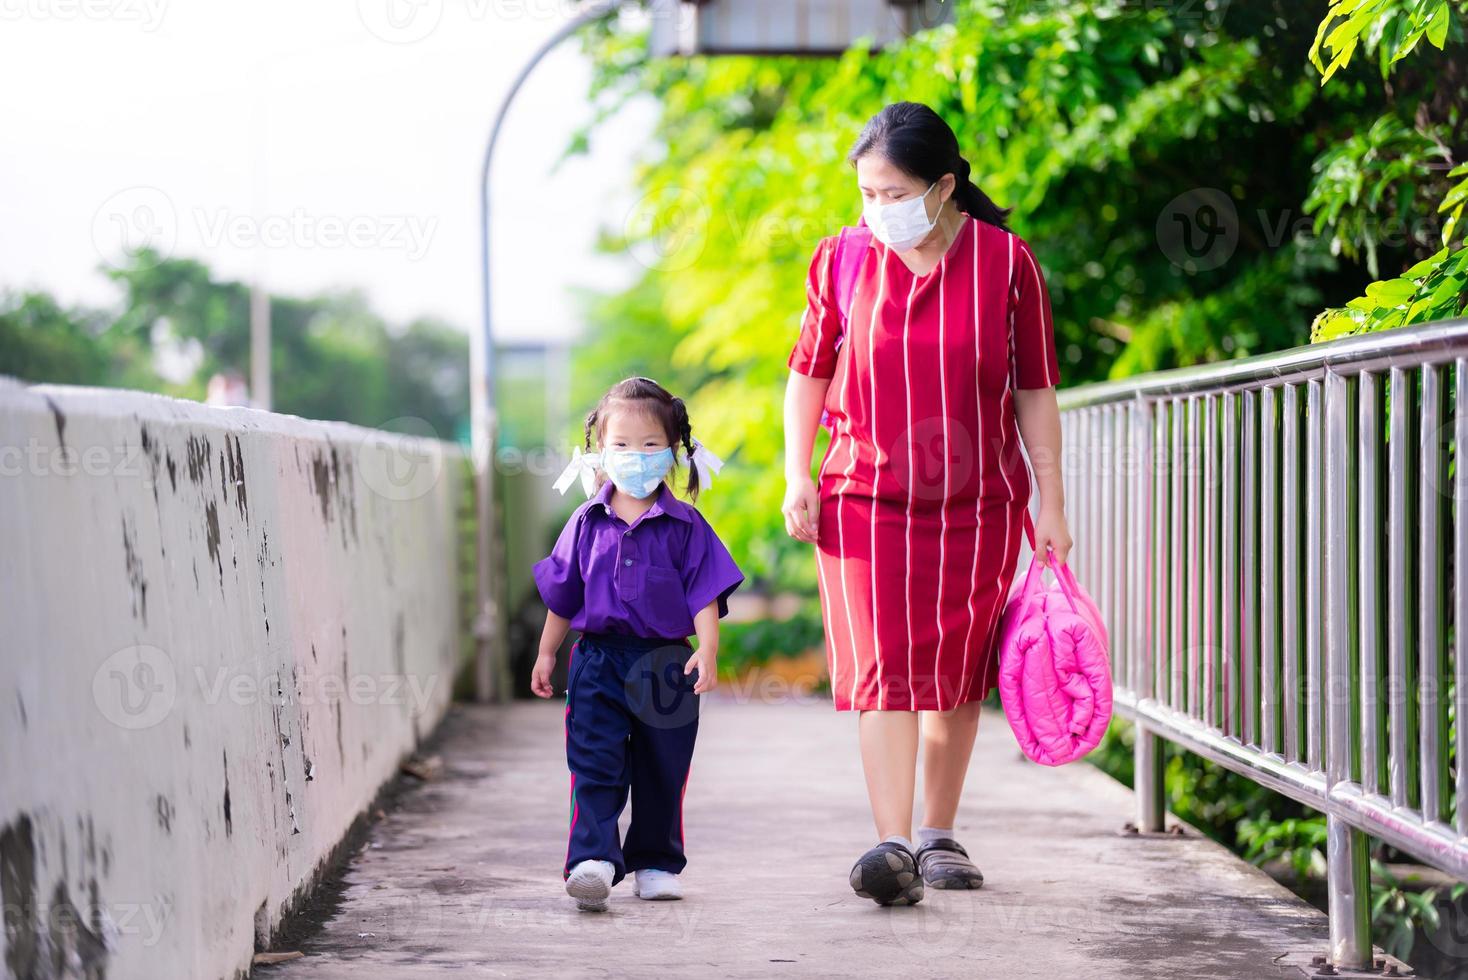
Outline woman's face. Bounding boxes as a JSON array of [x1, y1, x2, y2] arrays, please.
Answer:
[[855, 154, 954, 216]]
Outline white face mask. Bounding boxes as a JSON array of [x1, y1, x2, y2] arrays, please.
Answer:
[[599, 447, 675, 500], [863, 182, 939, 252]]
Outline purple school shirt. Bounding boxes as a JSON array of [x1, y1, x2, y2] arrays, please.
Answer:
[[533, 480, 745, 640]]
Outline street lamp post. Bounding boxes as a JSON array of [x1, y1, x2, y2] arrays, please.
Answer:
[[472, 0, 624, 702]]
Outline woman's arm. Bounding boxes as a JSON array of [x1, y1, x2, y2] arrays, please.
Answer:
[[1014, 386, 1073, 566], [782, 370, 830, 543]]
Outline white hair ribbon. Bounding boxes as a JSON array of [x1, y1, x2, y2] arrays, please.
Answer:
[[553, 447, 600, 497], [683, 437, 725, 489]]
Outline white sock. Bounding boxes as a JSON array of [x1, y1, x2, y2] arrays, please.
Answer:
[[918, 826, 955, 844], [882, 833, 914, 851]]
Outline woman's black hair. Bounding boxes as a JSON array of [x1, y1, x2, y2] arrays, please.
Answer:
[[848, 102, 1011, 231], [583, 376, 699, 500]]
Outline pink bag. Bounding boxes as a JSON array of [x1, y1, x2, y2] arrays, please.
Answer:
[[996, 518, 1113, 766]]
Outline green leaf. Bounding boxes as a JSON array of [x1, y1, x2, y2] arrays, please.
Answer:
[[1440, 179, 1468, 212], [1426, 1, 1451, 46], [1365, 277, 1418, 305], [1404, 248, 1450, 279]]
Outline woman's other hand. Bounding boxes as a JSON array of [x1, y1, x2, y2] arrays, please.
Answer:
[[782, 475, 820, 543], [1032, 507, 1073, 567]]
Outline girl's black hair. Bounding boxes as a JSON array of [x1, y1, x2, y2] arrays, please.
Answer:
[[848, 101, 1012, 231], [583, 376, 699, 500]]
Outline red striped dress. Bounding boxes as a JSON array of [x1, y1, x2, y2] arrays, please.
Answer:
[[787, 215, 1061, 711]]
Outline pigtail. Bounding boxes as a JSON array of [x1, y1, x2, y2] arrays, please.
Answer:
[[579, 407, 605, 492], [582, 408, 598, 452], [953, 157, 1012, 231], [671, 396, 700, 501]]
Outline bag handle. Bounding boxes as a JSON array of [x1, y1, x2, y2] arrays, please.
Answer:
[[1050, 558, 1084, 616], [816, 221, 869, 432], [833, 218, 872, 336], [1016, 507, 1082, 615], [1017, 552, 1081, 616]]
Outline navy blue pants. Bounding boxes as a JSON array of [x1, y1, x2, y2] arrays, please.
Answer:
[[563, 631, 700, 885]]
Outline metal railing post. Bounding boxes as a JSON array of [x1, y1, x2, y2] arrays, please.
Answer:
[[1134, 395, 1166, 832], [1324, 368, 1372, 969], [1135, 721, 1166, 832]]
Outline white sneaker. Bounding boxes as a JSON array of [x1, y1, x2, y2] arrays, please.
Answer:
[[633, 869, 683, 901], [565, 860, 615, 911]]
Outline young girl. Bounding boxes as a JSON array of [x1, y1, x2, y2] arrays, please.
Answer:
[[531, 376, 744, 912]]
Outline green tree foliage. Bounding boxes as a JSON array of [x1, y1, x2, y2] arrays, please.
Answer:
[[1307, 0, 1468, 339], [1311, 0, 1462, 81], [575, 0, 1428, 588], [0, 251, 470, 441], [0, 291, 130, 389]]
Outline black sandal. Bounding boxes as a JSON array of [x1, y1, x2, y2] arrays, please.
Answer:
[[914, 838, 985, 889], [849, 840, 924, 906]]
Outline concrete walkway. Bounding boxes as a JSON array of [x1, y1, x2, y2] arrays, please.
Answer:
[[262, 697, 1352, 979]]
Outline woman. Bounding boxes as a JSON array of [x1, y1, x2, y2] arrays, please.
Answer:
[[782, 102, 1072, 907]]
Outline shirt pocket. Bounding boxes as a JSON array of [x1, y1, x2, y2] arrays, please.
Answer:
[[643, 566, 691, 639]]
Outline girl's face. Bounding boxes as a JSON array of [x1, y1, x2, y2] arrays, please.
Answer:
[[600, 403, 671, 454], [855, 153, 954, 212]]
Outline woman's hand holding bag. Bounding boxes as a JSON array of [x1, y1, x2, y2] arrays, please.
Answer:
[[996, 515, 1113, 766]]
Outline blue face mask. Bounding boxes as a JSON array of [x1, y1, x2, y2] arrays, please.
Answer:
[[600, 447, 675, 499]]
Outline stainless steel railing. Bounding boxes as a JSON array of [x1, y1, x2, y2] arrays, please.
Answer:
[[1056, 318, 1468, 969]]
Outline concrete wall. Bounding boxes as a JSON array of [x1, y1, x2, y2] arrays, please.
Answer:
[[0, 378, 466, 980]]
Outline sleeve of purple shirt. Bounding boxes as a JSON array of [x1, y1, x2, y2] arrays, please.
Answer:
[[682, 509, 744, 620], [532, 505, 586, 620]]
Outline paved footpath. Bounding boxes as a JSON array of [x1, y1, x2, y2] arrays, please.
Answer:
[[262, 696, 1365, 979]]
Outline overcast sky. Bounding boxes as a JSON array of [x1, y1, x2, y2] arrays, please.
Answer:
[[0, 1, 658, 342]]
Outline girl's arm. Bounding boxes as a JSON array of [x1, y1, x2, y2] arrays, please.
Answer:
[[1014, 386, 1072, 566], [782, 371, 830, 543], [685, 599, 719, 695], [530, 609, 572, 698], [531, 506, 587, 698]]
